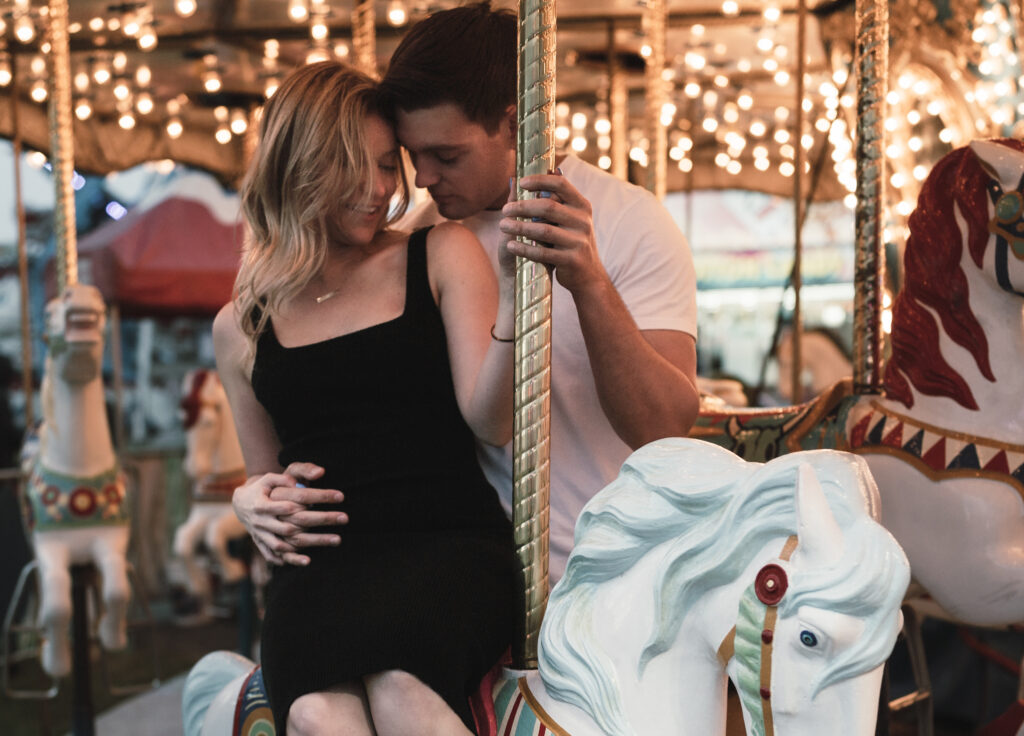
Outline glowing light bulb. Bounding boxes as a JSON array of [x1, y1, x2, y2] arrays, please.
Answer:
[[386, 0, 408, 26], [30, 80, 47, 102], [14, 15, 36, 44], [175, 0, 198, 17], [138, 28, 158, 51], [289, 0, 309, 22], [204, 72, 222, 93], [230, 109, 248, 135], [75, 99, 93, 120], [167, 117, 184, 139]]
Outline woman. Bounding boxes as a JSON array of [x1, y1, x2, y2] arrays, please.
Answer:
[[213, 61, 519, 735]]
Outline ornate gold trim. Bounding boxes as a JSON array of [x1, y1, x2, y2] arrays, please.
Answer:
[[850, 444, 1024, 501], [518, 677, 572, 736]]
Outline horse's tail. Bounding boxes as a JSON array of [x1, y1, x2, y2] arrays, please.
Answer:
[[182, 650, 257, 736]]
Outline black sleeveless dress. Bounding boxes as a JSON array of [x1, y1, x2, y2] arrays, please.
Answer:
[[251, 228, 519, 733]]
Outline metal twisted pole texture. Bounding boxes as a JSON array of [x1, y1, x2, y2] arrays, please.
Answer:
[[352, 0, 377, 78], [853, 0, 888, 393], [48, 0, 77, 291], [513, 0, 556, 670], [643, 0, 666, 199]]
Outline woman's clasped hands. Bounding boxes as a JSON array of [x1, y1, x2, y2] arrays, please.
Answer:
[[232, 461, 348, 566]]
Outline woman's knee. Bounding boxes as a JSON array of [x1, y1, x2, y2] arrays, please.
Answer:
[[367, 670, 425, 702], [287, 688, 373, 736]]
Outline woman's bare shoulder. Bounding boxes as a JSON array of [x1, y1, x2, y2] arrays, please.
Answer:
[[424, 220, 484, 261], [212, 302, 249, 366]]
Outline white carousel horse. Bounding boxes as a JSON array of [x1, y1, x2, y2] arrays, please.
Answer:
[[18, 283, 129, 677], [173, 369, 249, 609], [183, 439, 909, 736]]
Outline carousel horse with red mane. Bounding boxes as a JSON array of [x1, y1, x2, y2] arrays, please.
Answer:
[[695, 141, 1024, 731], [17, 283, 130, 677], [173, 369, 249, 614]]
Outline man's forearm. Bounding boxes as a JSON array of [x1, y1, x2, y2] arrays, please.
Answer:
[[573, 278, 700, 449]]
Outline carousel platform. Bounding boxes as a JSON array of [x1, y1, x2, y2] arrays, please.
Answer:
[[0, 612, 241, 736], [88, 673, 186, 736]]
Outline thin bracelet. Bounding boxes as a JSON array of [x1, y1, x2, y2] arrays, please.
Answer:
[[490, 324, 514, 343]]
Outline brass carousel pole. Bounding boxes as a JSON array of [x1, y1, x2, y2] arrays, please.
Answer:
[[512, 0, 555, 670], [643, 0, 666, 199], [853, 0, 888, 393], [352, 0, 377, 78], [49, 0, 77, 291], [11, 55, 34, 430], [607, 21, 627, 181], [47, 6, 92, 731], [790, 0, 806, 402]]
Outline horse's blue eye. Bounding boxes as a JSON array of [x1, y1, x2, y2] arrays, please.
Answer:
[[800, 630, 818, 647]]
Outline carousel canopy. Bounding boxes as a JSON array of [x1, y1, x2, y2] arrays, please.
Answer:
[[0, 1, 1014, 206], [75, 171, 242, 315], [0, 0, 857, 197]]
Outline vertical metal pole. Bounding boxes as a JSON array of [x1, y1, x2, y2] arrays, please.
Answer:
[[352, 0, 377, 78], [791, 0, 806, 403], [70, 565, 95, 736], [513, 0, 555, 670], [607, 21, 627, 181], [853, 0, 888, 393], [48, 0, 77, 291], [11, 55, 34, 429], [110, 305, 125, 449], [643, 0, 666, 199]]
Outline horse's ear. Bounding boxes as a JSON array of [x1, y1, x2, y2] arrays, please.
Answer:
[[970, 139, 1024, 191], [794, 463, 844, 567]]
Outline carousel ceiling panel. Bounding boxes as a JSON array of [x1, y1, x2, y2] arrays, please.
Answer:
[[0, 1, 877, 200]]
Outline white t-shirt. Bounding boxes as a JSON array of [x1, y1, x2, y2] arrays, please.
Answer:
[[399, 154, 697, 580]]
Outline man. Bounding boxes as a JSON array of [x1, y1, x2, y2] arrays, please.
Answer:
[[241, 2, 700, 582], [381, 2, 700, 581]]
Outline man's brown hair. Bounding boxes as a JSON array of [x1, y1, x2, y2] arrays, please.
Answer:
[[380, 2, 516, 132]]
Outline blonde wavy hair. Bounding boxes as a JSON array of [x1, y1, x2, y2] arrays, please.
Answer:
[[235, 61, 409, 347]]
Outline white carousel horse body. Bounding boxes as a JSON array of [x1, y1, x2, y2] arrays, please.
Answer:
[[21, 284, 130, 677], [851, 139, 1024, 627], [173, 369, 248, 603], [183, 440, 909, 736]]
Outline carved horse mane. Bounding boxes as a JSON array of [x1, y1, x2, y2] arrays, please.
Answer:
[[181, 369, 213, 431], [884, 138, 1024, 409], [539, 440, 907, 735]]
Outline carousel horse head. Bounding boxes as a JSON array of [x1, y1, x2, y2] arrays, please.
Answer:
[[43, 283, 107, 386], [531, 438, 909, 736], [885, 137, 1024, 411], [181, 368, 243, 481]]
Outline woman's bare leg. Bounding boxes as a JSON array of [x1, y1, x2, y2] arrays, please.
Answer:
[[287, 680, 376, 736], [364, 670, 473, 736]]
